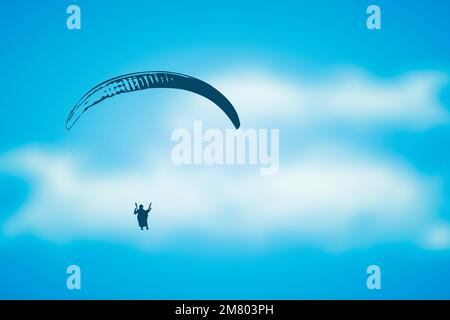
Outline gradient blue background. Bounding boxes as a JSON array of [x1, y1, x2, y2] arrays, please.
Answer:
[[1, 0, 450, 299]]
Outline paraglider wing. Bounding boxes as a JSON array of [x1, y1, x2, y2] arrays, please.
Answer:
[[66, 71, 240, 130]]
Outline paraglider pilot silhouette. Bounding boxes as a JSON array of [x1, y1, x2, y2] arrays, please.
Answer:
[[134, 202, 152, 230]]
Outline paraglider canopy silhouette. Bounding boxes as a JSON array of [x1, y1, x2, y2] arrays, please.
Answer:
[[66, 71, 240, 130]]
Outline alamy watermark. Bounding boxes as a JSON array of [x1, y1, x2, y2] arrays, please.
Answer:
[[171, 121, 280, 175], [66, 265, 81, 290], [366, 5, 381, 30], [66, 5, 81, 30], [366, 265, 381, 290]]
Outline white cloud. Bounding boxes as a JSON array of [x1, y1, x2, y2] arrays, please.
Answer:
[[0, 145, 440, 251], [421, 223, 450, 250], [168, 68, 449, 130]]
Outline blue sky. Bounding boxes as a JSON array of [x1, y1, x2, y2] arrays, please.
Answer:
[[1, 0, 450, 299]]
